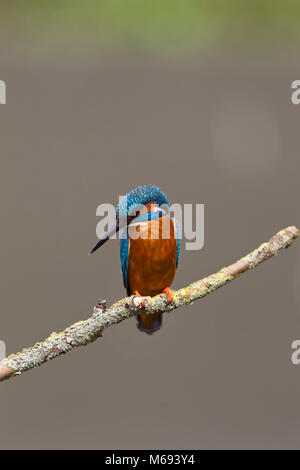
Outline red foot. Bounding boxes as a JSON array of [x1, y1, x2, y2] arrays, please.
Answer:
[[162, 287, 173, 303], [133, 290, 146, 307]]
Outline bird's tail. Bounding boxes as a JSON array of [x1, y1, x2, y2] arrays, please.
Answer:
[[136, 313, 162, 335]]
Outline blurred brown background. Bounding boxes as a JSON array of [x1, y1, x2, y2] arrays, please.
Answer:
[[0, 1, 300, 449]]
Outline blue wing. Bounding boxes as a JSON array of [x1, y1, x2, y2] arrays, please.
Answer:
[[120, 228, 130, 293]]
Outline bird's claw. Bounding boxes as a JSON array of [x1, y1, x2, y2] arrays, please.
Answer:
[[162, 287, 173, 303], [132, 291, 146, 308]]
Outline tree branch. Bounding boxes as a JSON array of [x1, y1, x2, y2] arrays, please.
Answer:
[[0, 226, 299, 382]]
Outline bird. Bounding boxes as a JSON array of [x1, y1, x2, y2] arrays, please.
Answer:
[[90, 185, 181, 334]]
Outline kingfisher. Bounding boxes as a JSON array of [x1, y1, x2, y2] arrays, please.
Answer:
[[90, 185, 181, 334]]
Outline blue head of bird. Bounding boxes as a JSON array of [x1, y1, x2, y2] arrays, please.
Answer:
[[90, 185, 170, 253]]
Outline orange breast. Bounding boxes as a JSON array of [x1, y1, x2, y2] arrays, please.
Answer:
[[128, 215, 177, 296]]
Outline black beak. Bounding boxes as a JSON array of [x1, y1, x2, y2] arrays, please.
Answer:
[[89, 219, 120, 254]]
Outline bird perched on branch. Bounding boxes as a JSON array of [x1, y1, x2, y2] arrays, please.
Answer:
[[90, 185, 181, 334]]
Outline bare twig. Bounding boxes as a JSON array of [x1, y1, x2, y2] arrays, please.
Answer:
[[0, 226, 299, 382]]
